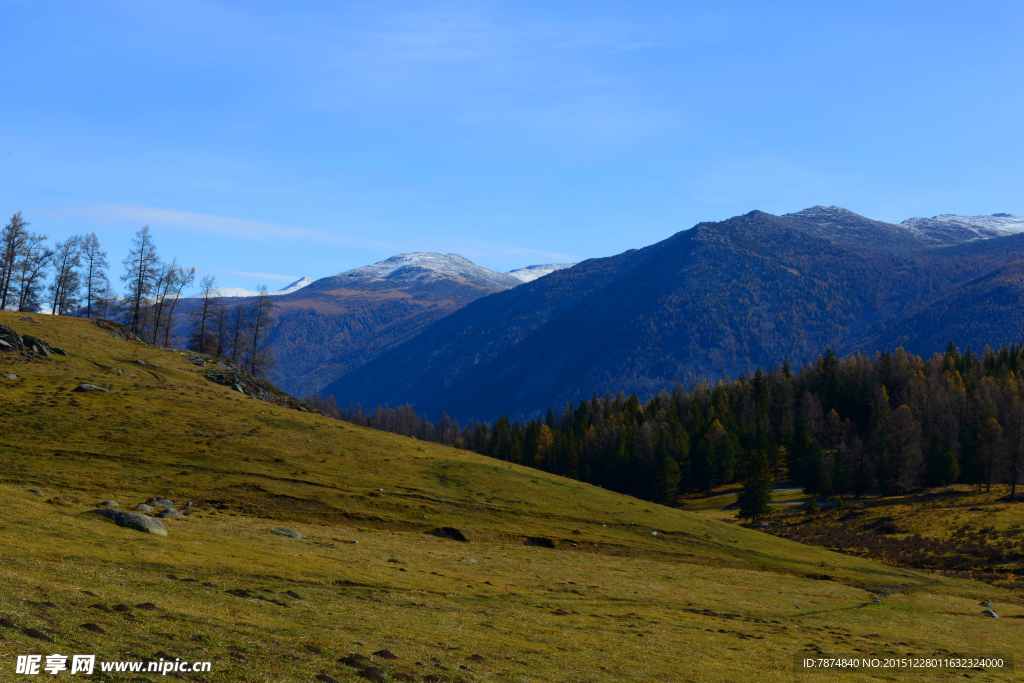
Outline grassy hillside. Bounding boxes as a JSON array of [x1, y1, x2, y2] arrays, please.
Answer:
[[1, 313, 1022, 682]]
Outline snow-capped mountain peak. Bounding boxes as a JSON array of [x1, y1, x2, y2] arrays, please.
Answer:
[[338, 253, 517, 290]]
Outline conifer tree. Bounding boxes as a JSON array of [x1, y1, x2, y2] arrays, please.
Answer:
[[0, 212, 29, 310], [654, 455, 681, 505], [120, 226, 160, 334], [79, 232, 109, 319], [737, 449, 773, 523]]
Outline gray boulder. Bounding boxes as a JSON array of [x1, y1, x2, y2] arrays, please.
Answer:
[[73, 384, 109, 392], [156, 509, 183, 518], [51, 347, 69, 356], [28, 488, 44, 496], [3, 373, 17, 379], [982, 609, 998, 618], [0, 324, 24, 353], [99, 500, 118, 507], [135, 504, 155, 512], [84, 509, 168, 537], [271, 528, 302, 539], [22, 335, 53, 358], [19, 316, 41, 323], [152, 498, 174, 508]]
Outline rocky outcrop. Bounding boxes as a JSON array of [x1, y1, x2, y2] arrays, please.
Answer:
[[199, 355, 313, 412], [94, 319, 145, 343], [22, 335, 53, 358], [0, 324, 25, 353]]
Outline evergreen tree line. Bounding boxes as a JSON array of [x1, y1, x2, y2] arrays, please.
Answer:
[[312, 343, 1024, 505], [1, 212, 276, 377]]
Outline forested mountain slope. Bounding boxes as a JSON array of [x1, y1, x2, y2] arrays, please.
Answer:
[[852, 256, 1024, 356], [324, 208, 1024, 422]]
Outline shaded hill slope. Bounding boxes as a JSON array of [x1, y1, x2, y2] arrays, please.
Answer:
[[852, 257, 1024, 356], [179, 253, 557, 398], [324, 208, 1024, 421], [2, 312, 1021, 682]]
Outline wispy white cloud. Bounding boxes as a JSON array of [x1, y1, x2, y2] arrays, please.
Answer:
[[59, 204, 396, 250]]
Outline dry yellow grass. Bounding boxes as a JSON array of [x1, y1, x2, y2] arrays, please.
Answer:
[[1, 312, 1022, 682]]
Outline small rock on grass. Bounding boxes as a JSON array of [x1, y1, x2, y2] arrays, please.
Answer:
[[84, 509, 168, 537], [372, 649, 398, 660], [28, 488, 44, 496], [73, 384, 109, 392], [982, 609, 999, 618], [156, 509, 183, 518], [81, 623, 106, 634], [152, 498, 174, 508], [136, 504, 155, 512], [2, 374, 16, 379], [99, 500, 118, 507], [271, 528, 301, 539]]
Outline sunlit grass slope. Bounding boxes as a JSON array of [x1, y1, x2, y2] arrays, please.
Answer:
[[1, 313, 1022, 682]]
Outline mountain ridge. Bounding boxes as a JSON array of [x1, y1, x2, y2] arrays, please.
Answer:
[[322, 207, 1024, 422]]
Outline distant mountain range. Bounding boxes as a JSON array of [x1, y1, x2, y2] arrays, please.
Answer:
[[190, 254, 576, 398], [204, 277, 318, 299], [321, 207, 1024, 422], [194, 256, 576, 300]]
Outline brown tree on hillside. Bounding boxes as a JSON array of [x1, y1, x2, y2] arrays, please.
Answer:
[[885, 405, 922, 494], [121, 226, 160, 334], [0, 212, 29, 310], [80, 232, 109, 319]]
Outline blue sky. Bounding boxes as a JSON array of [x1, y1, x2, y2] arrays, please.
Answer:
[[2, 1, 1022, 292]]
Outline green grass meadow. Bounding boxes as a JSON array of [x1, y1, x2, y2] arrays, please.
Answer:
[[1, 313, 1021, 682]]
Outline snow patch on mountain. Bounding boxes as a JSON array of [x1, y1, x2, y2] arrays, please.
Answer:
[[900, 213, 1024, 242], [199, 276, 315, 299], [507, 263, 577, 283]]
